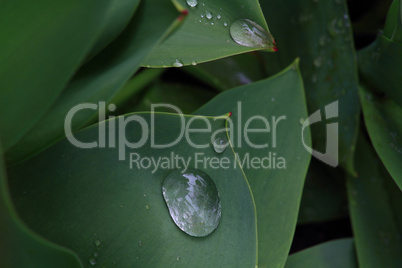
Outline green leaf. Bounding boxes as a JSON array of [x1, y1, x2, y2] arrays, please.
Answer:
[[359, 85, 402, 189], [86, 1, 140, 59], [298, 159, 348, 224], [183, 53, 267, 91], [358, 0, 402, 106], [6, 0, 178, 165], [0, 0, 113, 151], [8, 114, 257, 267], [0, 142, 81, 267], [358, 35, 402, 106], [143, 0, 276, 67], [347, 135, 402, 267], [284, 239, 357, 268], [196, 60, 312, 267], [383, 0, 402, 44], [260, 0, 360, 172]]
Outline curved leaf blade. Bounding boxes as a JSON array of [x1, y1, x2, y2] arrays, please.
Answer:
[[195, 60, 312, 267], [0, 0, 112, 150], [8, 114, 257, 267], [347, 135, 402, 267], [143, 0, 275, 67], [359, 86, 402, 188]]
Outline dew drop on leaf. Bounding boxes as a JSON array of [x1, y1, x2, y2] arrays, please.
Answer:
[[162, 169, 221, 237], [229, 19, 275, 49], [172, 59, 183, 67], [205, 10, 212, 20], [89, 257, 97, 266], [186, 0, 198, 7], [213, 137, 228, 153]]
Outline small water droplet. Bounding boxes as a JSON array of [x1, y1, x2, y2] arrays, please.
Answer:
[[89, 257, 97, 266], [191, 61, 197, 66], [177, 256, 181, 261], [146, 205, 150, 210], [162, 169, 221, 237], [94, 240, 101, 247], [205, 11, 212, 20], [271, 97, 275, 102], [299, 118, 306, 125], [94, 252, 99, 257], [230, 19, 275, 49], [211, 22, 214, 25], [200, 14, 204, 18], [172, 59, 183, 67], [138, 241, 143, 247], [224, 22, 228, 27], [213, 137, 229, 153], [217, 14, 221, 19], [186, 0, 198, 7]]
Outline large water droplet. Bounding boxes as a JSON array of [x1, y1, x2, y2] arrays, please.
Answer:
[[186, 0, 198, 7], [162, 169, 221, 237], [229, 19, 276, 49], [213, 137, 228, 153]]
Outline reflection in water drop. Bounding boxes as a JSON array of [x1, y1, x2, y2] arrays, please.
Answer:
[[186, 0, 198, 7], [213, 137, 228, 153], [162, 169, 221, 237], [230, 19, 276, 49]]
